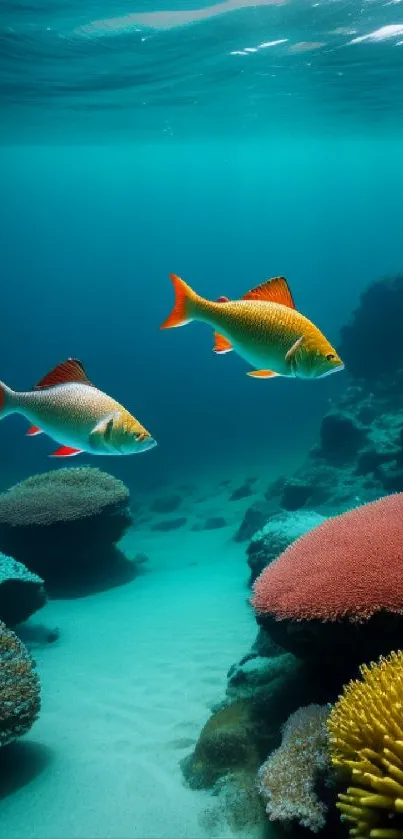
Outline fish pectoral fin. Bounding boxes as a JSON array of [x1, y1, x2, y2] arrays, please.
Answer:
[[285, 335, 304, 363], [50, 446, 83, 457], [247, 370, 280, 379], [213, 332, 233, 354], [90, 411, 121, 439], [34, 358, 93, 390], [26, 425, 43, 436], [242, 276, 296, 309]]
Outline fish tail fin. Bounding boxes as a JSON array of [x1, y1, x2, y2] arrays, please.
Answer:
[[0, 381, 15, 418], [161, 274, 201, 329]]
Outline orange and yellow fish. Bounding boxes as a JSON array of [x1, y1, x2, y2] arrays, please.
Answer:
[[161, 274, 344, 380], [0, 358, 157, 457]]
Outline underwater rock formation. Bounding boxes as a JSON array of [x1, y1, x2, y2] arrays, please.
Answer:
[[0, 468, 133, 595], [234, 501, 275, 543], [316, 410, 367, 465], [0, 553, 46, 627], [251, 494, 403, 678], [257, 704, 330, 833], [339, 274, 403, 385], [246, 510, 326, 585], [328, 649, 403, 838], [229, 482, 255, 502], [0, 620, 40, 747]]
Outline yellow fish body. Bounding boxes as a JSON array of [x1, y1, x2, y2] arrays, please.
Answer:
[[0, 358, 157, 457], [161, 274, 344, 380]]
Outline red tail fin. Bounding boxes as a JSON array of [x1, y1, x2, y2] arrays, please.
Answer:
[[161, 274, 198, 329]]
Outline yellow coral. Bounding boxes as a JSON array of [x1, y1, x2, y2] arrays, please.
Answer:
[[327, 650, 403, 839]]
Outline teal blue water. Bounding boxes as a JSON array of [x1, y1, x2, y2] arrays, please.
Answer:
[[1, 0, 403, 140], [0, 139, 403, 492]]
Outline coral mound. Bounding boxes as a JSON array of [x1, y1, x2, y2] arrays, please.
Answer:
[[0, 467, 129, 526], [0, 553, 46, 627], [0, 468, 133, 594], [252, 493, 403, 623], [327, 650, 403, 838], [0, 620, 40, 747], [258, 704, 330, 833]]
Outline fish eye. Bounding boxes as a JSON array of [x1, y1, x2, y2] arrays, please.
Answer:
[[326, 353, 335, 361]]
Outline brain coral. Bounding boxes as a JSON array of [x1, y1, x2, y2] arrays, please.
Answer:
[[251, 493, 403, 623], [327, 649, 403, 838], [0, 620, 41, 747]]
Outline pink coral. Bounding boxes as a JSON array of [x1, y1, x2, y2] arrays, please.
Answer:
[[251, 493, 403, 623]]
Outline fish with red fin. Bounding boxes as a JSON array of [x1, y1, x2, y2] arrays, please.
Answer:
[[162, 274, 344, 380], [0, 358, 157, 457]]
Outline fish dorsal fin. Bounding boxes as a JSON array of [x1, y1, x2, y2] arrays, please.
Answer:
[[34, 358, 93, 390], [242, 276, 295, 309]]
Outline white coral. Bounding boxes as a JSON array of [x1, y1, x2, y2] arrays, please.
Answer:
[[257, 704, 330, 833]]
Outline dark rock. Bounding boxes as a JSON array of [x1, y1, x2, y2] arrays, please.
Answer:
[[152, 517, 187, 531], [234, 502, 275, 543], [150, 494, 182, 514], [264, 476, 286, 501], [355, 446, 398, 475], [246, 511, 326, 585], [280, 480, 314, 511], [229, 483, 254, 502], [377, 463, 403, 492], [339, 274, 403, 384], [255, 611, 403, 694], [317, 411, 367, 464]]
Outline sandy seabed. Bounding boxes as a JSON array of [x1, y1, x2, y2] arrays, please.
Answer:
[[0, 521, 257, 839]]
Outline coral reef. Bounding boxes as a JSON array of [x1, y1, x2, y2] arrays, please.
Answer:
[[246, 510, 326, 584], [0, 468, 133, 594], [257, 704, 330, 833], [0, 620, 40, 747], [327, 650, 403, 838], [0, 553, 46, 627]]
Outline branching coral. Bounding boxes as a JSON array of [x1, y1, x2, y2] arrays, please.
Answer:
[[327, 650, 403, 838], [0, 620, 41, 747], [257, 704, 330, 833]]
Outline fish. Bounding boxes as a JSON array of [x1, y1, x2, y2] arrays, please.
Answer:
[[0, 358, 157, 457], [161, 274, 344, 380]]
